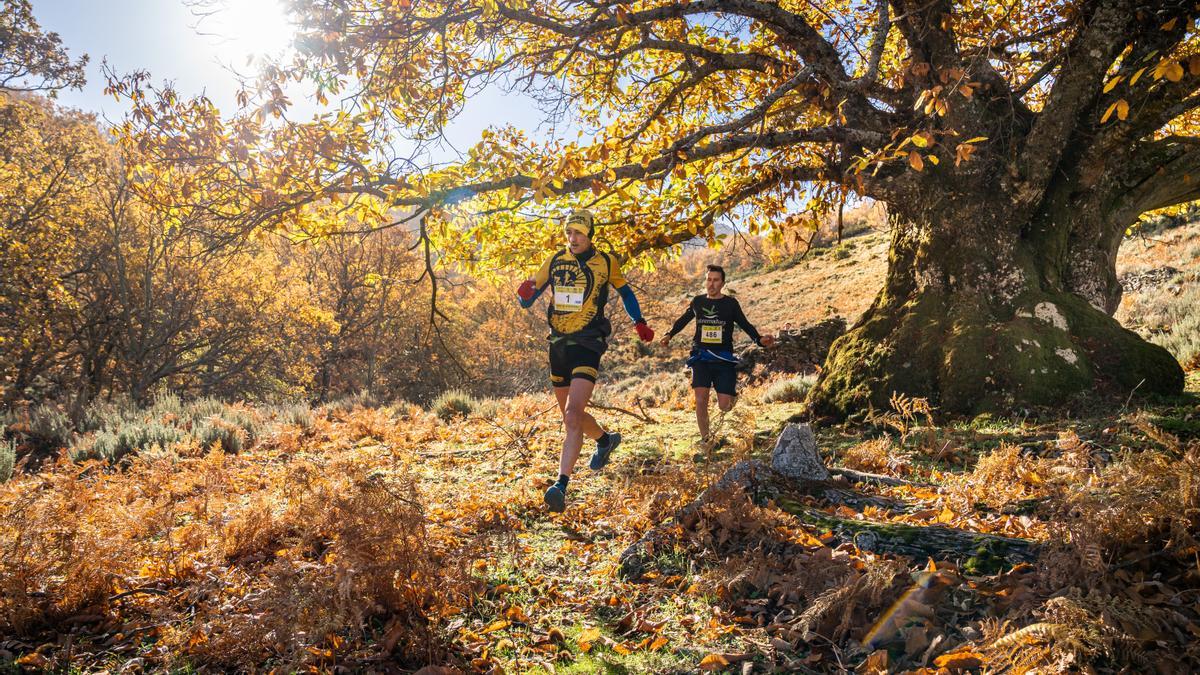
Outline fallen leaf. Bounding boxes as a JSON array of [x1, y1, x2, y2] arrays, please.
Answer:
[[934, 649, 985, 669], [413, 667, 460, 675], [481, 619, 510, 634], [863, 648, 888, 673]]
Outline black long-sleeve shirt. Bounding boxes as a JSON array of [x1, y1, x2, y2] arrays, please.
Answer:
[[667, 294, 762, 351]]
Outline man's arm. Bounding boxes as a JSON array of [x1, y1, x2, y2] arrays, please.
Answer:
[[609, 254, 653, 341], [616, 285, 644, 322], [665, 301, 695, 340], [517, 256, 553, 308], [731, 298, 768, 346]]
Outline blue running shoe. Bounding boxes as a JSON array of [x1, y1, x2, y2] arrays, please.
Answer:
[[544, 484, 567, 512], [589, 432, 621, 471]]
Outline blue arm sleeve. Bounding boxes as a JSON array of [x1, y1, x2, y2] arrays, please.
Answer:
[[617, 284, 644, 323], [518, 283, 548, 309]]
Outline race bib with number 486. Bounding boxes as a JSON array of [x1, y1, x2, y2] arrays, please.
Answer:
[[701, 324, 723, 344]]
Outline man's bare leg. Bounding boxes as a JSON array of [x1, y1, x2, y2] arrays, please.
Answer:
[[554, 384, 604, 454], [694, 387, 711, 440], [558, 377, 597, 477], [716, 393, 736, 413]]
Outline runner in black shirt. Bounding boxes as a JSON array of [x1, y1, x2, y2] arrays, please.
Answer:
[[660, 265, 775, 442]]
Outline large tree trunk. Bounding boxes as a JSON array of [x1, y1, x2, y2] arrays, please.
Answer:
[[809, 192, 1184, 418]]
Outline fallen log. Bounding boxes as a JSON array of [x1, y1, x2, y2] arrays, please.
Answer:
[[618, 424, 1038, 579]]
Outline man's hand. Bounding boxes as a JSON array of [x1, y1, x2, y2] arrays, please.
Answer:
[[760, 335, 777, 348], [635, 320, 654, 342], [659, 334, 672, 347], [517, 279, 536, 301]]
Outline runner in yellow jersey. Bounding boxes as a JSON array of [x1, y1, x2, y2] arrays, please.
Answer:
[[516, 209, 654, 512]]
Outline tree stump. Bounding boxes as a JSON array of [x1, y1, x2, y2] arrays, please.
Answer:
[[771, 423, 829, 481]]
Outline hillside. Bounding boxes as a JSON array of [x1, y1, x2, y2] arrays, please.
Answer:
[[604, 218, 1200, 398]]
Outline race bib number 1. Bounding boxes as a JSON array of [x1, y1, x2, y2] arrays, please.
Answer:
[[701, 324, 723, 344], [554, 285, 585, 312]]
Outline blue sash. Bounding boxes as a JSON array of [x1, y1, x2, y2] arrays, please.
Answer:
[[686, 348, 739, 367]]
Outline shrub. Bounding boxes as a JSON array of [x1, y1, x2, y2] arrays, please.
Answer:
[[79, 396, 137, 433], [85, 430, 121, 462], [116, 422, 184, 461], [761, 375, 817, 404], [182, 397, 227, 424], [0, 438, 14, 482], [473, 397, 501, 420], [322, 390, 381, 416], [195, 418, 246, 453], [151, 391, 185, 419], [9, 404, 73, 453], [1124, 283, 1200, 370], [271, 402, 314, 430], [217, 406, 262, 447], [431, 389, 475, 421]]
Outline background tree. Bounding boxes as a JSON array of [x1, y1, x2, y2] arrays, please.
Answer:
[[0, 0, 86, 94], [108, 0, 1200, 415], [0, 93, 108, 404]]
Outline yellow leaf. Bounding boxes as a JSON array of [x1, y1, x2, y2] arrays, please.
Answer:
[[699, 653, 730, 670], [1101, 101, 1119, 124], [910, 134, 929, 148], [908, 151, 924, 172], [1190, 55, 1200, 76], [578, 627, 601, 644], [612, 642, 634, 655], [1116, 98, 1129, 121], [1102, 76, 1122, 93], [963, 136, 988, 144], [650, 636, 669, 651], [927, 154, 940, 165], [1165, 61, 1184, 83], [1161, 17, 1178, 31], [1130, 66, 1147, 86]]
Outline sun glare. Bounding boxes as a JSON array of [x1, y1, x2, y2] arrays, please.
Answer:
[[196, 0, 296, 65]]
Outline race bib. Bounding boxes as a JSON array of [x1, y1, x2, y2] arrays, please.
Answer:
[[554, 285, 585, 312], [701, 324, 723, 344]]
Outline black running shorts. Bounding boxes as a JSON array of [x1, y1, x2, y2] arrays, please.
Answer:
[[690, 360, 737, 396], [549, 341, 602, 386]]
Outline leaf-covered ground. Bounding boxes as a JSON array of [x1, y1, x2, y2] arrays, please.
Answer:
[[3, 376, 1199, 673]]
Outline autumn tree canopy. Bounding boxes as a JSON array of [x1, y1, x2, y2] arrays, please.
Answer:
[[109, 0, 1200, 414]]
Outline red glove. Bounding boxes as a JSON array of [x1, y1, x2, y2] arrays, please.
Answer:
[[634, 320, 654, 342], [517, 279, 536, 301]]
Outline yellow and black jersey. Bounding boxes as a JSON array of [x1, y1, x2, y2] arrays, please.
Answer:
[[531, 247, 628, 351]]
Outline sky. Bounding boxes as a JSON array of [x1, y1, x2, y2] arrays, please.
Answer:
[[32, 0, 553, 159]]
